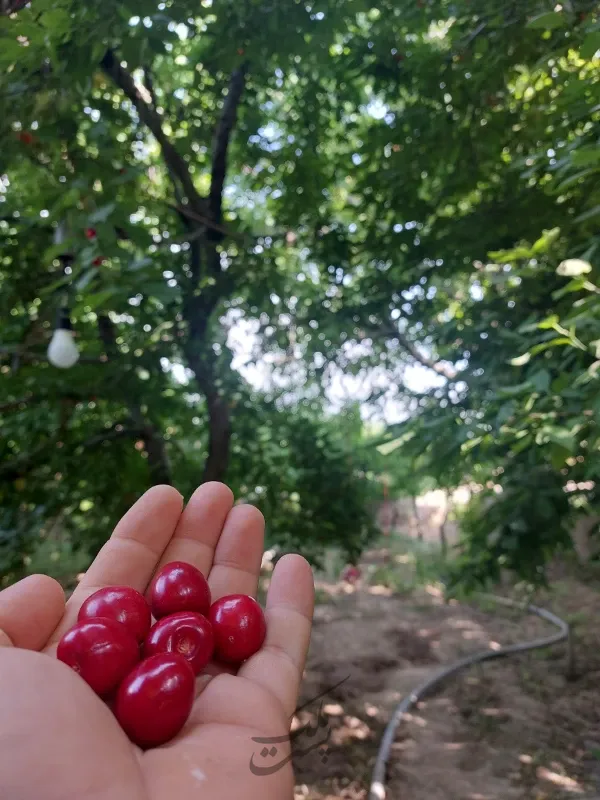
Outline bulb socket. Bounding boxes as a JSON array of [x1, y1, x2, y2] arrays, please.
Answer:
[[55, 307, 73, 331]]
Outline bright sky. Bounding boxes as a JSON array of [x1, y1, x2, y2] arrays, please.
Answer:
[[228, 317, 442, 423], [168, 314, 443, 424]]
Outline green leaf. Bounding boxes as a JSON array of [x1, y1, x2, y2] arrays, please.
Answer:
[[511, 434, 532, 455], [84, 289, 118, 309], [497, 382, 532, 397], [376, 437, 403, 455], [76, 269, 97, 290], [557, 259, 592, 277], [526, 11, 566, 30], [550, 444, 570, 470], [529, 337, 574, 356], [570, 148, 600, 167], [461, 436, 483, 453], [145, 281, 181, 302], [0, 40, 30, 64], [586, 360, 600, 379], [88, 204, 116, 224], [552, 278, 587, 300], [42, 242, 73, 265], [554, 169, 597, 193], [580, 31, 600, 60], [496, 401, 516, 424], [128, 257, 153, 271], [530, 369, 551, 393], [532, 227, 560, 254], [575, 206, 600, 224], [39, 273, 74, 295], [40, 9, 72, 37], [538, 314, 560, 329], [551, 374, 572, 393], [488, 244, 533, 262], [543, 427, 576, 452]]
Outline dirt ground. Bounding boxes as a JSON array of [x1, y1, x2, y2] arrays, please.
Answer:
[[289, 552, 600, 800]]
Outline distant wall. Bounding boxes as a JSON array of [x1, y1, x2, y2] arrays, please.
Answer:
[[378, 488, 600, 562], [376, 486, 473, 545]]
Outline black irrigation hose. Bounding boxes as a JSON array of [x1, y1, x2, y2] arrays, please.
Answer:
[[369, 594, 570, 800]]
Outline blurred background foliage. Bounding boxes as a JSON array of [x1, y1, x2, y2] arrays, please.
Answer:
[[0, 0, 599, 588]]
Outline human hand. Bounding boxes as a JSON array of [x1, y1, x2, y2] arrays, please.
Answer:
[[0, 483, 314, 800]]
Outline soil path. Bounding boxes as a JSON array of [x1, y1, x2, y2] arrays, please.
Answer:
[[291, 562, 600, 800]]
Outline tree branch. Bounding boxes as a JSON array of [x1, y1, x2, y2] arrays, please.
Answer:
[[0, 443, 49, 481], [143, 66, 158, 109], [0, 423, 138, 482], [0, 346, 105, 366], [0, 420, 168, 484], [77, 422, 143, 450], [209, 64, 248, 224], [0, 395, 36, 413], [398, 332, 457, 379], [460, 20, 487, 48], [0, 391, 100, 415], [378, 324, 457, 380], [169, 203, 246, 242], [100, 50, 204, 214]]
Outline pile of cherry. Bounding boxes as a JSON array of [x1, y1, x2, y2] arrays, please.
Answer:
[[57, 561, 266, 748]]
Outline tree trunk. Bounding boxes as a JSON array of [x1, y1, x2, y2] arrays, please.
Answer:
[[439, 491, 451, 557], [411, 496, 423, 542], [185, 347, 232, 484], [201, 388, 231, 483], [570, 514, 600, 563], [130, 412, 172, 486], [102, 52, 245, 488], [440, 515, 448, 556], [143, 429, 172, 485]]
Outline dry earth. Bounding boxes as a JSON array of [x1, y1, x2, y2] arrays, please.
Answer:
[[288, 555, 600, 800]]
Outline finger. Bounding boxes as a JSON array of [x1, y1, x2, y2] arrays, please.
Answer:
[[189, 672, 288, 731], [238, 554, 314, 717], [207, 503, 265, 601], [49, 485, 183, 643], [153, 482, 234, 578], [0, 575, 65, 650]]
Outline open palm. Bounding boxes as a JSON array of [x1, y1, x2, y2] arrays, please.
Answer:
[[0, 483, 314, 800]]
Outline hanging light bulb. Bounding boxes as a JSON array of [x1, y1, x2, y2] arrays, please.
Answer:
[[53, 220, 74, 269], [47, 307, 79, 368]]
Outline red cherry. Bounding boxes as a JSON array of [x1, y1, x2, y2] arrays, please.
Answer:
[[144, 611, 214, 674], [78, 586, 151, 642], [57, 618, 139, 696], [115, 653, 195, 748], [92, 256, 104, 266], [149, 561, 211, 619], [341, 565, 362, 584], [17, 131, 34, 145], [209, 594, 266, 664], [85, 227, 97, 240]]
